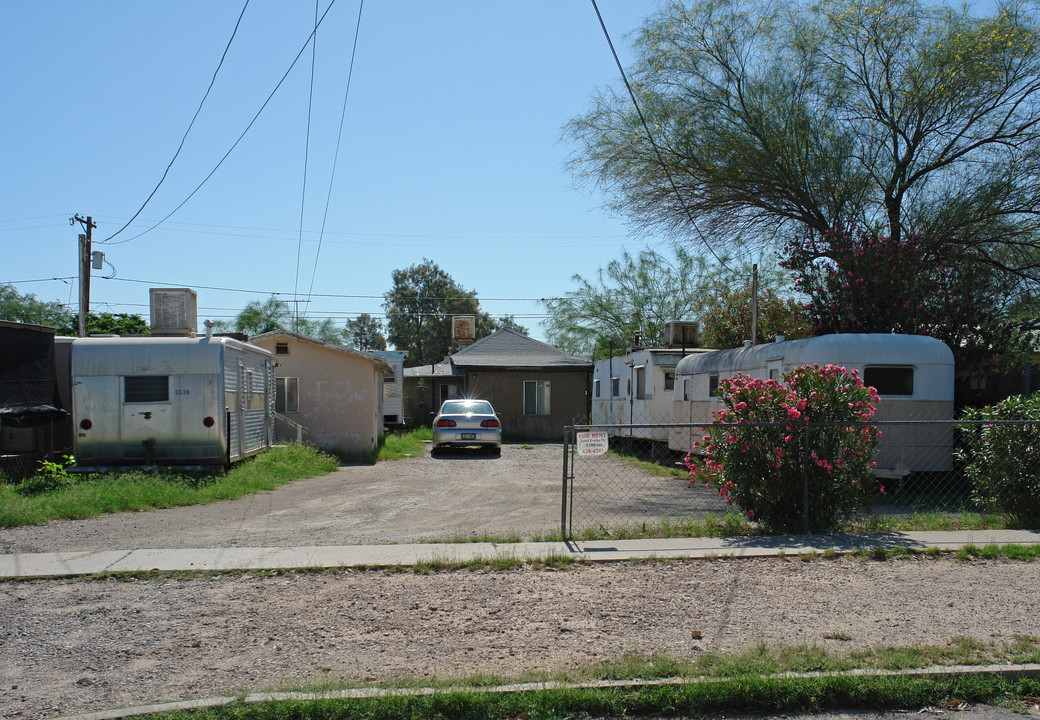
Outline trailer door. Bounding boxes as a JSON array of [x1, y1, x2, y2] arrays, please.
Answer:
[[120, 374, 176, 461]]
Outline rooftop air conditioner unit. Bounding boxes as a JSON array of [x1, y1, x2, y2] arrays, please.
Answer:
[[664, 321, 699, 348], [149, 288, 198, 336]]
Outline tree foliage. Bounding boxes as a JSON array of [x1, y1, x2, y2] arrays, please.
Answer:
[[542, 248, 797, 356], [383, 259, 497, 367], [233, 296, 344, 344], [568, 0, 1040, 295], [699, 284, 812, 348], [0, 284, 67, 327], [346, 313, 387, 351], [54, 312, 149, 336]]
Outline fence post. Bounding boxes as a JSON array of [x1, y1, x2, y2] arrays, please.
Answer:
[[561, 427, 571, 539], [802, 422, 811, 535]]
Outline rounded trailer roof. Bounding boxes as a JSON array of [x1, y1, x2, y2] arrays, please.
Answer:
[[70, 335, 271, 376], [675, 334, 954, 376]]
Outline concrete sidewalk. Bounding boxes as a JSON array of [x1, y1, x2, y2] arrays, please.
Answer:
[[2, 529, 1039, 579]]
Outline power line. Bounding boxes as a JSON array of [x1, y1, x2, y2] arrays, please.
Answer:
[[589, 0, 731, 271], [84, 274, 572, 302], [293, 0, 322, 331], [100, 0, 251, 244], [105, 0, 340, 246], [306, 0, 365, 313]]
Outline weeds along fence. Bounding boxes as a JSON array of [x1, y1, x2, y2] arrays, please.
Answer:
[[561, 420, 1039, 538]]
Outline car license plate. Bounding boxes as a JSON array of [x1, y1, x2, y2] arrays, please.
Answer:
[[461, 433, 476, 440]]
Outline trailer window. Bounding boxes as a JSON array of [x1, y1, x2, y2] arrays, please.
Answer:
[[593, 379, 601, 398], [124, 375, 169, 403], [708, 373, 720, 398], [276, 377, 299, 413], [864, 366, 914, 396], [664, 371, 675, 391], [611, 377, 619, 397]]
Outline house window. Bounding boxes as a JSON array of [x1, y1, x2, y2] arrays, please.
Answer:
[[664, 371, 675, 391], [275, 342, 289, 355], [593, 379, 600, 398], [124, 375, 169, 403], [524, 380, 551, 416], [276, 377, 299, 413], [611, 377, 620, 397], [864, 366, 914, 396], [635, 366, 647, 399]]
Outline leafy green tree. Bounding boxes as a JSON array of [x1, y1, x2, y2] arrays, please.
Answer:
[[700, 285, 812, 348], [0, 284, 67, 327], [383, 259, 491, 367], [567, 0, 1040, 301], [346, 313, 387, 351], [234, 297, 292, 336], [543, 248, 790, 357], [54, 312, 149, 336]]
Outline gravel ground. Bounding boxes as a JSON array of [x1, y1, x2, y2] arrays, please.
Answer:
[[2, 444, 1039, 718], [3, 558, 1040, 718]]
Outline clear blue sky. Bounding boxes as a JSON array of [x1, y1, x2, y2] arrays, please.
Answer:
[[1, 1, 667, 343]]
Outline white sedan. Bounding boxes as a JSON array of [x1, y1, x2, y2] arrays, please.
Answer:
[[431, 399, 502, 456]]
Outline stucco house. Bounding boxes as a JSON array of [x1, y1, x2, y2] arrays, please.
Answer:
[[251, 330, 389, 457], [403, 328, 592, 441]]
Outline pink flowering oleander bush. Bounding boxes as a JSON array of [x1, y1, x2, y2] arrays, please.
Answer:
[[957, 394, 1040, 524], [686, 364, 880, 533]]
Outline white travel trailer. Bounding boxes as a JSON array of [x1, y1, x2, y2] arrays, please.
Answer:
[[592, 345, 712, 448], [374, 350, 408, 427], [69, 334, 275, 470], [669, 334, 956, 477]]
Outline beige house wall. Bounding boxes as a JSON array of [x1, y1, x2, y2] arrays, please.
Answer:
[[252, 335, 383, 456]]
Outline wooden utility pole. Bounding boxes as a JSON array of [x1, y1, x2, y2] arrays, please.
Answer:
[[73, 215, 96, 337]]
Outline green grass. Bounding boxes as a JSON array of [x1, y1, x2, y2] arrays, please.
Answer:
[[0, 443, 339, 528], [376, 427, 432, 461], [129, 639, 1040, 719]]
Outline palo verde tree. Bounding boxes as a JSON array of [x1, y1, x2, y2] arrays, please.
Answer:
[[568, 0, 1040, 351], [543, 247, 798, 357], [383, 259, 497, 367]]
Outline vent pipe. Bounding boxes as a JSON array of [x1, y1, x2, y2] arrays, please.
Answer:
[[205, 319, 213, 340]]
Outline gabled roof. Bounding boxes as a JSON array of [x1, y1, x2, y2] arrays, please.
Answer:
[[450, 329, 592, 369], [251, 329, 391, 373]]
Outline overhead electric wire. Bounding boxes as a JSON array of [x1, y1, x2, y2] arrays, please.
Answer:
[[106, 0, 340, 247], [305, 0, 365, 312], [589, 0, 731, 271], [292, 0, 322, 332], [100, 0, 251, 244]]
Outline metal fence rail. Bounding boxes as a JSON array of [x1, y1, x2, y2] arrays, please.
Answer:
[[562, 419, 1039, 538]]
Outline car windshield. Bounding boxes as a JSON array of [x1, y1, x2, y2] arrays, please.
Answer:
[[440, 400, 494, 415]]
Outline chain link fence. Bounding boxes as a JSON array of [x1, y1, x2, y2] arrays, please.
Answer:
[[562, 418, 1039, 538]]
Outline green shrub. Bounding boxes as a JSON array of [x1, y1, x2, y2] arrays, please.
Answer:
[[957, 394, 1040, 524], [687, 364, 880, 533]]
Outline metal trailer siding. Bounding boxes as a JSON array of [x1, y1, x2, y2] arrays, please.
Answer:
[[668, 334, 955, 474], [71, 336, 273, 468]]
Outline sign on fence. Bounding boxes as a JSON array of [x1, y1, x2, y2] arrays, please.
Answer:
[[576, 431, 609, 456]]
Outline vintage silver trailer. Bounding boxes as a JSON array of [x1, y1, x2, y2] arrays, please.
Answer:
[[70, 335, 275, 470], [592, 346, 711, 444], [669, 334, 956, 477]]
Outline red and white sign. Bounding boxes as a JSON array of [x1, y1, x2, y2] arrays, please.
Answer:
[[576, 431, 609, 455]]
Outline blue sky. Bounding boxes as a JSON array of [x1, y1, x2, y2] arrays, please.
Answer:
[[1, 1, 670, 343]]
